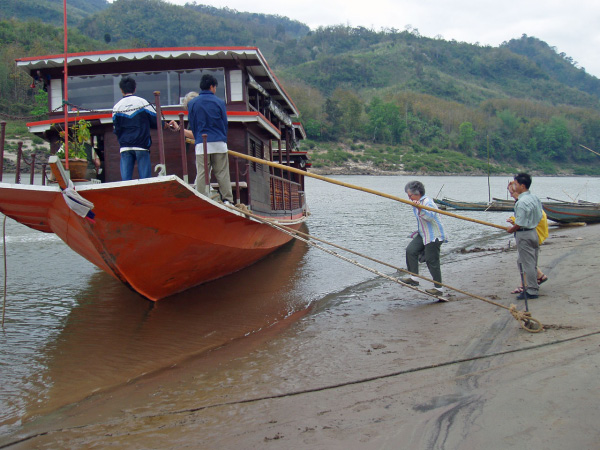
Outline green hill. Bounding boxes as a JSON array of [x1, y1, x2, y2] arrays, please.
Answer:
[[0, 0, 108, 26], [2, 0, 600, 175]]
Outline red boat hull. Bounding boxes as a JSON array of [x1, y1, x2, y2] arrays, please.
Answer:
[[0, 177, 305, 300]]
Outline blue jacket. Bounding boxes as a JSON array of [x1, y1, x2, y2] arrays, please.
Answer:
[[188, 90, 228, 143], [112, 95, 158, 150]]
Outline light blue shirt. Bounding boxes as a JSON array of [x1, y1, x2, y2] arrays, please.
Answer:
[[514, 190, 543, 229]]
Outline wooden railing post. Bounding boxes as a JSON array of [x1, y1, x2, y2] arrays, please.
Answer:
[[0, 121, 5, 181], [245, 163, 251, 205], [178, 113, 188, 183], [29, 153, 36, 185], [234, 157, 240, 203], [153, 91, 166, 170], [15, 141, 23, 184]]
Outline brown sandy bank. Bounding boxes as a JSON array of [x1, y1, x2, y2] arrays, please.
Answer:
[[2, 223, 600, 449]]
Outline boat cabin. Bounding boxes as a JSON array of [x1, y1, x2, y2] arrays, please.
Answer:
[[16, 47, 308, 217]]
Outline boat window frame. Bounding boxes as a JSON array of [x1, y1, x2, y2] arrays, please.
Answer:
[[60, 68, 227, 112]]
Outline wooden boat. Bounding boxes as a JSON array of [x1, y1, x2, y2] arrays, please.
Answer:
[[434, 197, 514, 211], [542, 201, 600, 224], [0, 47, 309, 301]]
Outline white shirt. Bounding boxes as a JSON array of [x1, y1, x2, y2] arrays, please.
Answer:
[[195, 141, 227, 155]]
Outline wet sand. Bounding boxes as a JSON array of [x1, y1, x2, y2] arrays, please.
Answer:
[[2, 223, 600, 449]]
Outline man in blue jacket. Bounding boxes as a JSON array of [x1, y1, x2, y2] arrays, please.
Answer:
[[112, 76, 163, 180], [188, 74, 233, 204]]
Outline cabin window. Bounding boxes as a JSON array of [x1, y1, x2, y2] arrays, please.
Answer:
[[229, 70, 243, 102], [59, 69, 226, 112], [249, 137, 264, 173]]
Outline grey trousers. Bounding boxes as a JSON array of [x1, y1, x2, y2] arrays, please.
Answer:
[[515, 229, 539, 295], [406, 235, 443, 288], [195, 153, 233, 203]]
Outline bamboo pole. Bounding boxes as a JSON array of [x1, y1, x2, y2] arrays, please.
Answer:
[[579, 144, 600, 157], [228, 150, 510, 231]]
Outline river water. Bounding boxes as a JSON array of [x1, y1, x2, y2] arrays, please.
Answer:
[[1, 175, 598, 435]]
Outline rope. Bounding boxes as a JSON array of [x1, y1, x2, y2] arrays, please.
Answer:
[[228, 205, 543, 332], [4, 329, 596, 448], [233, 207, 445, 301]]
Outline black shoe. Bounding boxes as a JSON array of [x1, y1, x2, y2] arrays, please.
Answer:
[[516, 292, 538, 300]]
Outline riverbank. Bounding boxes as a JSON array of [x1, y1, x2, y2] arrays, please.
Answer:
[[2, 223, 599, 449]]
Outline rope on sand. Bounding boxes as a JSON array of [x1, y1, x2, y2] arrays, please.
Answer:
[[228, 204, 544, 333]]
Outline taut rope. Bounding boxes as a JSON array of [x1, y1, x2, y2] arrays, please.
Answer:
[[228, 205, 543, 333]]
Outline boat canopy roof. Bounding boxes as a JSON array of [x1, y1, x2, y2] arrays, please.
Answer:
[[16, 46, 299, 117]]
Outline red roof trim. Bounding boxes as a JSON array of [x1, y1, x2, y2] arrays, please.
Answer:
[[26, 114, 111, 127], [26, 110, 281, 136]]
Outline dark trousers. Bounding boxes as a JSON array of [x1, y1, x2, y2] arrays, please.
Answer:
[[406, 235, 443, 288]]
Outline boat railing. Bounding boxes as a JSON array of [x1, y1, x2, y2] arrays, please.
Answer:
[[0, 123, 49, 186], [270, 174, 302, 211], [233, 158, 250, 205]]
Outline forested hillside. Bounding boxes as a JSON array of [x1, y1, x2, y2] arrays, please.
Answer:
[[0, 0, 108, 26], [1, 0, 600, 174]]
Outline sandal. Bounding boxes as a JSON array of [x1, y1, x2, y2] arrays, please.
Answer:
[[538, 274, 548, 284], [511, 287, 524, 294]]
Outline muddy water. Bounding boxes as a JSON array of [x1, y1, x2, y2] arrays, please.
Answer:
[[1, 175, 599, 436], [0, 223, 311, 433]]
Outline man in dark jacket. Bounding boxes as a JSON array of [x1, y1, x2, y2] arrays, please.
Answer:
[[112, 76, 161, 180], [187, 73, 233, 204]]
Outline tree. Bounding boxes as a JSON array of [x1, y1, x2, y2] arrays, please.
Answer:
[[330, 88, 364, 140], [366, 97, 405, 144], [458, 122, 476, 155]]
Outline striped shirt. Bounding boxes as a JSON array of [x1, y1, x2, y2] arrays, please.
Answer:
[[412, 195, 447, 245]]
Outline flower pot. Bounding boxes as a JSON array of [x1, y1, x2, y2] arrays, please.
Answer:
[[62, 159, 88, 180]]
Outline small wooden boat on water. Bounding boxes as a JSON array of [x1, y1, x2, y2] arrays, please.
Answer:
[[434, 197, 514, 212], [542, 201, 600, 224], [0, 47, 309, 301]]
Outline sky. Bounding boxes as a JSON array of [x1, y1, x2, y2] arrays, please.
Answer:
[[163, 0, 600, 78]]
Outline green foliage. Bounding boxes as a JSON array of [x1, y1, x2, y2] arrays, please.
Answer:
[[30, 89, 48, 118], [366, 97, 406, 145], [457, 122, 475, 155], [57, 119, 91, 159], [3, 1, 600, 174], [0, 0, 108, 27]]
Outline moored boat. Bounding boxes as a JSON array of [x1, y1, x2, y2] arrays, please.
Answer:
[[434, 197, 514, 211], [0, 47, 310, 301], [542, 201, 600, 224]]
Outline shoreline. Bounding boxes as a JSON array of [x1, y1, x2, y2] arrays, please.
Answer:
[[2, 223, 600, 449], [308, 166, 599, 177]]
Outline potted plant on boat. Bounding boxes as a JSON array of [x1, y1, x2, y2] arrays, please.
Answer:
[[56, 118, 92, 180]]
